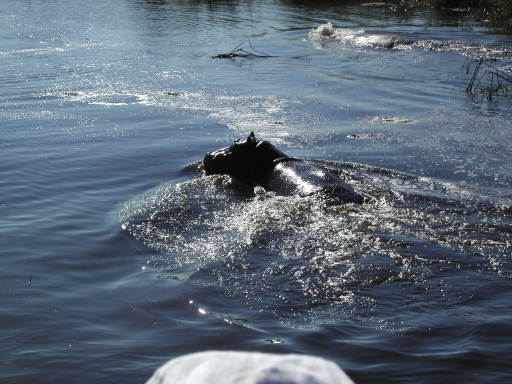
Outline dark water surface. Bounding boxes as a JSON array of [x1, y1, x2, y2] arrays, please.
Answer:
[[2, 1, 511, 383]]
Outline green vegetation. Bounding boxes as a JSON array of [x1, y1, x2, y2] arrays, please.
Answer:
[[388, 0, 512, 26]]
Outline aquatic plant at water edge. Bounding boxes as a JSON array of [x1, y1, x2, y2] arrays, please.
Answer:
[[464, 57, 512, 101]]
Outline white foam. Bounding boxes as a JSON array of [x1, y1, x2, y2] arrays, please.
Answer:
[[309, 22, 365, 44]]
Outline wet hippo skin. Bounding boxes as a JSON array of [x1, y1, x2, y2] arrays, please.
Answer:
[[204, 132, 363, 204]]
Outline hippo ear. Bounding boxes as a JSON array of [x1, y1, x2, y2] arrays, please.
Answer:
[[247, 132, 256, 143]]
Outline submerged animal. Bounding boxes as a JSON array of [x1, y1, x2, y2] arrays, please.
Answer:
[[203, 132, 364, 204], [313, 22, 412, 49], [362, 34, 412, 49]]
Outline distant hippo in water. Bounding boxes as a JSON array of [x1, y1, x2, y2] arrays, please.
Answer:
[[203, 132, 364, 204], [361, 34, 412, 49], [313, 22, 412, 49]]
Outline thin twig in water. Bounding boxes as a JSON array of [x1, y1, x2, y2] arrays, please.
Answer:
[[212, 40, 273, 59], [246, 40, 270, 57]]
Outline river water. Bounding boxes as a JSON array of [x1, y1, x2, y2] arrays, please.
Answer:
[[1, 1, 511, 383]]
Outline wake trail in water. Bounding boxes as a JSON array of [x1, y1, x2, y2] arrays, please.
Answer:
[[119, 160, 511, 327]]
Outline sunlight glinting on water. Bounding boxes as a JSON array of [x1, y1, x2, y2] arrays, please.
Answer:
[[3, 1, 512, 382]]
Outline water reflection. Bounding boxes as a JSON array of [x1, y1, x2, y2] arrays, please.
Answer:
[[127, 0, 489, 38]]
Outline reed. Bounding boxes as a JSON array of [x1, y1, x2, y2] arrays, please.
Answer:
[[464, 57, 512, 101]]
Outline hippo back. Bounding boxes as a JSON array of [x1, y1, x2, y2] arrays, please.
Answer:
[[264, 160, 363, 204]]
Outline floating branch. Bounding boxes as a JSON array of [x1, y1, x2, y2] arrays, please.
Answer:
[[165, 91, 184, 96], [212, 40, 273, 59], [465, 57, 512, 102]]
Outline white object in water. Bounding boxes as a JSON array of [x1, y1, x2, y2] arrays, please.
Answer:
[[316, 21, 335, 37], [146, 351, 354, 384]]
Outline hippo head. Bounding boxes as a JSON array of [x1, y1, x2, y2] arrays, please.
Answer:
[[203, 132, 287, 186]]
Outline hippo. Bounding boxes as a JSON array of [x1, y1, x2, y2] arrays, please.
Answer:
[[312, 22, 412, 49], [203, 132, 364, 204], [361, 34, 412, 49]]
